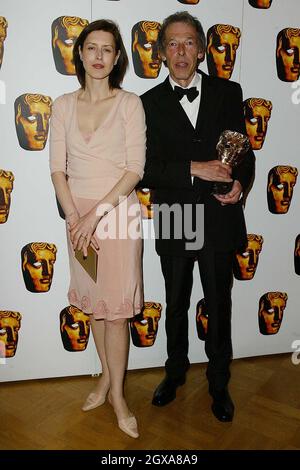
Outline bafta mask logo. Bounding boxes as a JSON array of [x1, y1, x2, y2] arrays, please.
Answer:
[[15, 94, 52, 151], [249, 0, 272, 8], [294, 235, 300, 275], [132, 21, 162, 79], [276, 28, 300, 82], [258, 292, 287, 335], [234, 234, 264, 280], [136, 188, 154, 219], [60, 306, 91, 352], [21, 242, 57, 293], [207, 24, 241, 79], [196, 298, 208, 341], [267, 166, 298, 214], [177, 0, 200, 3], [130, 302, 162, 347], [52, 16, 89, 75], [0, 170, 14, 224], [0, 16, 8, 69], [243, 98, 272, 150], [0, 311, 22, 358]]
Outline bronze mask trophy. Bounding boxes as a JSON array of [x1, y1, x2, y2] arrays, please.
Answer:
[[212, 130, 250, 195]]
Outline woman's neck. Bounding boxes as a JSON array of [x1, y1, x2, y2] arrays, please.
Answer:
[[81, 76, 115, 103]]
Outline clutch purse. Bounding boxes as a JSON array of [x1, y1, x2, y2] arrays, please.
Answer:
[[75, 245, 98, 283]]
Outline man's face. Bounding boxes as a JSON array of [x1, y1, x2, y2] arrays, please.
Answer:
[[132, 22, 161, 78], [294, 235, 300, 275], [60, 307, 91, 352], [249, 0, 272, 8], [267, 167, 298, 214], [22, 246, 56, 292], [244, 101, 272, 150], [234, 236, 263, 280], [259, 294, 287, 335], [0, 172, 14, 224], [277, 30, 300, 82], [207, 27, 240, 79], [162, 22, 204, 86], [0, 18, 7, 69], [130, 304, 161, 347], [15, 96, 52, 151], [0, 313, 21, 358], [136, 188, 153, 219], [196, 299, 208, 340], [52, 18, 88, 75]]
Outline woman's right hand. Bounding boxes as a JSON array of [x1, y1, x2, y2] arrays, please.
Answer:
[[66, 210, 80, 230]]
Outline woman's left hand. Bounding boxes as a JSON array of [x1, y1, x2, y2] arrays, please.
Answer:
[[69, 208, 100, 256]]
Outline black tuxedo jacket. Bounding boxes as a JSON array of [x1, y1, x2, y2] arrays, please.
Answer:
[[140, 71, 255, 256]]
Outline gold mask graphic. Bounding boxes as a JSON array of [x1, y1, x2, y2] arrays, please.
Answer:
[[276, 28, 300, 82], [60, 306, 91, 352], [130, 302, 162, 347], [52, 16, 89, 75], [21, 242, 57, 293], [136, 188, 154, 219], [267, 166, 298, 214], [15, 94, 52, 151], [132, 21, 162, 79], [258, 292, 287, 335], [234, 234, 264, 280], [196, 298, 208, 341], [244, 98, 272, 150], [0, 311, 22, 358], [0, 170, 14, 224], [177, 0, 200, 3], [207, 24, 241, 79], [249, 0, 272, 8], [0, 17, 8, 69], [294, 234, 300, 275]]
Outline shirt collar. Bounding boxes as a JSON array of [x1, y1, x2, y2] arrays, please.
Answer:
[[169, 72, 201, 92]]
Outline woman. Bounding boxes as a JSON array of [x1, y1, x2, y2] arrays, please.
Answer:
[[49, 19, 145, 439]]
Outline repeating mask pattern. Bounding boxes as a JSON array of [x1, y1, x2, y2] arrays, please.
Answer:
[[294, 235, 300, 275], [0, 170, 14, 224], [207, 24, 241, 79], [60, 306, 91, 352], [258, 292, 288, 335], [249, 0, 273, 8], [243, 98, 272, 150], [14, 94, 52, 151], [196, 298, 208, 341], [52, 16, 89, 75], [0, 311, 22, 358], [276, 28, 300, 82], [267, 166, 298, 214], [0, 16, 7, 69], [234, 234, 264, 280], [136, 188, 154, 219], [132, 21, 162, 79], [130, 302, 162, 347], [21, 242, 57, 293]]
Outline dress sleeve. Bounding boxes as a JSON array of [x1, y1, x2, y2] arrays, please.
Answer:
[[124, 94, 146, 179], [49, 94, 67, 174]]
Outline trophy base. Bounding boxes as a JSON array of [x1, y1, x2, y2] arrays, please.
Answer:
[[211, 181, 233, 195]]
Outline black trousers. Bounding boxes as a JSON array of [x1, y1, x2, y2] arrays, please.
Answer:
[[160, 245, 234, 394]]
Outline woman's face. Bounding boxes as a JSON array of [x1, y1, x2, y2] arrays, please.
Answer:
[[80, 30, 119, 82]]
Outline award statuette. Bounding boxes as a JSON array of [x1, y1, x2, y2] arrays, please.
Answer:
[[212, 130, 250, 195]]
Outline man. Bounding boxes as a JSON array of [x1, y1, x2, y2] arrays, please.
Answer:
[[140, 11, 255, 422]]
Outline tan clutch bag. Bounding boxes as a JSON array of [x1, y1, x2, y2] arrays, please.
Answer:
[[75, 246, 98, 283]]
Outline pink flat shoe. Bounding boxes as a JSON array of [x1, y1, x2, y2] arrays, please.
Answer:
[[118, 415, 139, 439], [81, 391, 106, 412]]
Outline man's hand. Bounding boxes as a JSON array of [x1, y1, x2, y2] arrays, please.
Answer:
[[214, 180, 243, 205], [191, 160, 232, 182]]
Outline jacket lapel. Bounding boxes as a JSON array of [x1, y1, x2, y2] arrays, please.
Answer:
[[195, 70, 223, 135]]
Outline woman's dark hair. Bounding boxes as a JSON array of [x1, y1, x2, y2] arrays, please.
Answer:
[[73, 19, 128, 89], [158, 11, 206, 59]]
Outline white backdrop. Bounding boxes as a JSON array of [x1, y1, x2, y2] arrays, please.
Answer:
[[0, 0, 299, 382]]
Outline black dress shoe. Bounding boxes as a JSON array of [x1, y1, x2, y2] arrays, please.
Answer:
[[152, 375, 185, 407], [211, 389, 234, 422]]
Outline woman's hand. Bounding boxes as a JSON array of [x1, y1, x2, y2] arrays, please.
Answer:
[[69, 207, 100, 256]]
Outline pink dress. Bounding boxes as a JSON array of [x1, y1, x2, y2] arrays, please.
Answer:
[[49, 89, 146, 320]]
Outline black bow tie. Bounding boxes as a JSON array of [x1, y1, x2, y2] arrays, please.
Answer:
[[174, 86, 199, 103]]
